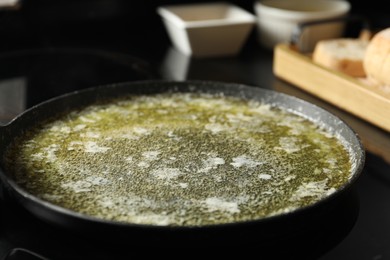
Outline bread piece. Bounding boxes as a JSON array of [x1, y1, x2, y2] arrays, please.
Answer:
[[313, 38, 368, 77], [363, 28, 390, 86]]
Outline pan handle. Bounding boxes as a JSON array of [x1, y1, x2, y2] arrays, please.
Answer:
[[3, 248, 49, 260], [0, 119, 14, 127]]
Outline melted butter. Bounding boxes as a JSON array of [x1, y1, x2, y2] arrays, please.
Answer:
[[4, 93, 351, 226]]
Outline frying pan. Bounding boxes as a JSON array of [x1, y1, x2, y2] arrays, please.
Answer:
[[0, 80, 364, 251]]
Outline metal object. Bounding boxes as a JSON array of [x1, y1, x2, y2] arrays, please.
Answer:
[[0, 80, 365, 248], [4, 248, 49, 260], [290, 14, 372, 52]]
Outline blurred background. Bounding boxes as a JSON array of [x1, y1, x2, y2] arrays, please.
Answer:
[[0, 1, 390, 259], [0, 0, 389, 54]]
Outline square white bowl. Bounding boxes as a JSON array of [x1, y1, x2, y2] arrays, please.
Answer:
[[157, 2, 256, 58]]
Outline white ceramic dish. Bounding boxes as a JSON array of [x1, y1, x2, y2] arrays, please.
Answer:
[[157, 2, 256, 58], [254, 0, 350, 52]]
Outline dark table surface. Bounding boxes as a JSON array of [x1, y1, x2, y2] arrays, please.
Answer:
[[0, 5, 389, 258]]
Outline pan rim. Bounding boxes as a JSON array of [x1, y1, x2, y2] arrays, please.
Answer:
[[0, 79, 365, 230]]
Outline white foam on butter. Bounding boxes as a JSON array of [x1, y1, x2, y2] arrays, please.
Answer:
[[128, 213, 173, 226], [58, 126, 72, 134], [258, 173, 272, 180], [142, 151, 160, 161], [198, 156, 225, 173], [284, 175, 296, 182], [74, 124, 87, 131], [119, 133, 140, 140], [289, 179, 333, 202], [61, 176, 110, 193], [178, 182, 188, 188], [203, 197, 240, 214], [30, 152, 44, 161], [150, 167, 183, 181], [277, 137, 301, 153], [269, 206, 299, 217], [79, 116, 96, 123], [137, 161, 150, 168], [247, 101, 272, 111], [133, 127, 150, 135], [31, 144, 59, 162], [226, 112, 253, 123], [67, 141, 83, 151], [84, 141, 111, 153], [230, 155, 264, 168], [204, 123, 229, 134], [326, 158, 337, 168], [167, 131, 181, 141], [82, 131, 100, 138]]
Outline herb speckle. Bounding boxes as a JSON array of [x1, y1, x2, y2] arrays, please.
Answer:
[[4, 93, 351, 226]]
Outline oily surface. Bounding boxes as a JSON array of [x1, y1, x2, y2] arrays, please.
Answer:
[[4, 93, 351, 226]]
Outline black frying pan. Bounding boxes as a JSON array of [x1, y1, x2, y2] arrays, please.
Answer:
[[0, 80, 364, 252]]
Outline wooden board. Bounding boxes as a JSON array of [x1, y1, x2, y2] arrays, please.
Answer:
[[273, 44, 390, 133]]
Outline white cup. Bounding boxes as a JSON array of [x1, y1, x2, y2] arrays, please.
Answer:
[[254, 0, 351, 52]]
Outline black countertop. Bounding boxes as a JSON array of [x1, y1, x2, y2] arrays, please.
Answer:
[[0, 2, 390, 258]]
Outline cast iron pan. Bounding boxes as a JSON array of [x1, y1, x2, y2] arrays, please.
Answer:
[[0, 80, 365, 251]]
